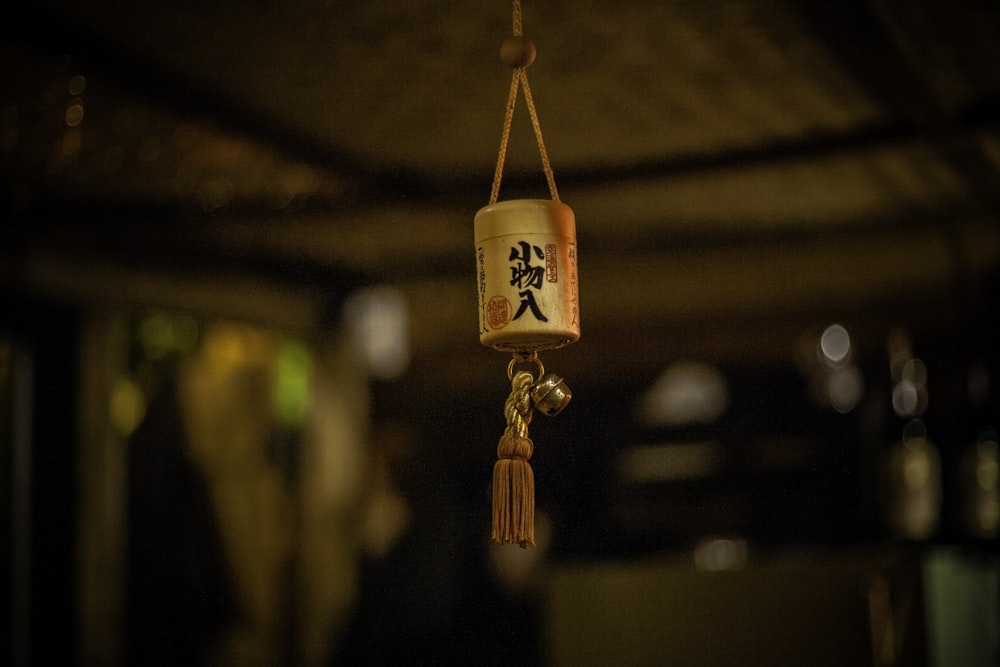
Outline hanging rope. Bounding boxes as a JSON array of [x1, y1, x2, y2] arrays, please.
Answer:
[[489, 0, 560, 204], [512, 0, 523, 36]]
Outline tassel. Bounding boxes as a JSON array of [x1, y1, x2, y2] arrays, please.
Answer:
[[492, 369, 536, 547], [492, 433, 535, 547]]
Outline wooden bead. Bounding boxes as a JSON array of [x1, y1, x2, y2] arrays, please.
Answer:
[[500, 36, 536, 68]]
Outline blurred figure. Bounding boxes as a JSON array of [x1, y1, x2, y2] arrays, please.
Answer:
[[126, 375, 238, 666]]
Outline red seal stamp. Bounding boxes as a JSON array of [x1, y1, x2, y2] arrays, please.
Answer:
[[545, 243, 558, 283], [486, 295, 511, 329]]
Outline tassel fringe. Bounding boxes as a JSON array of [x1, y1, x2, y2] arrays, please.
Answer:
[[492, 433, 535, 547]]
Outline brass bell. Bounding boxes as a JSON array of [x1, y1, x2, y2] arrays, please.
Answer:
[[531, 373, 572, 416]]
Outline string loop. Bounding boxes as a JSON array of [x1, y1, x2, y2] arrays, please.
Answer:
[[489, 0, 559, 204]]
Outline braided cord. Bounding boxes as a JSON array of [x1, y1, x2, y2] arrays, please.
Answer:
[[504, 371, 534, 438]]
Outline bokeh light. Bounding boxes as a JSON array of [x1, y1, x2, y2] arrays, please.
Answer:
[[274, 340, 312, 429], [109, 376, 147, 437], [344, 286, 410, 380], [818, 323, 851, 368], [638, 360, 729, 427], [694, 536, 748, 572]]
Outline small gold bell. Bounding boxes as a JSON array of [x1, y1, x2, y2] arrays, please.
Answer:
[[531, 373, 572, 416]]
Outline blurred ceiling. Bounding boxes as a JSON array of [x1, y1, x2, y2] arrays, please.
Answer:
[[3, 0, 1000, 391]]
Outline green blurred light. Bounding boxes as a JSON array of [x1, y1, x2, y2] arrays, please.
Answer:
[[138, 311, 200, 360], [274, 340, 311, 428], [138, 312, 174, 359]]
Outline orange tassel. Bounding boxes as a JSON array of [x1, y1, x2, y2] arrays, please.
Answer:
[[492, 433, 535, 547]]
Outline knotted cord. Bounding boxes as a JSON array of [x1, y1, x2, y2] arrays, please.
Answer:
[[503, 370, 535, 438]]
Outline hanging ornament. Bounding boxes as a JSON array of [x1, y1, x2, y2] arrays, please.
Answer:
[[476, 0, 579, 547]]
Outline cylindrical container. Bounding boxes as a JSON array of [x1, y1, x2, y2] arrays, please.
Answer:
[[475, 199, 580, 352]]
